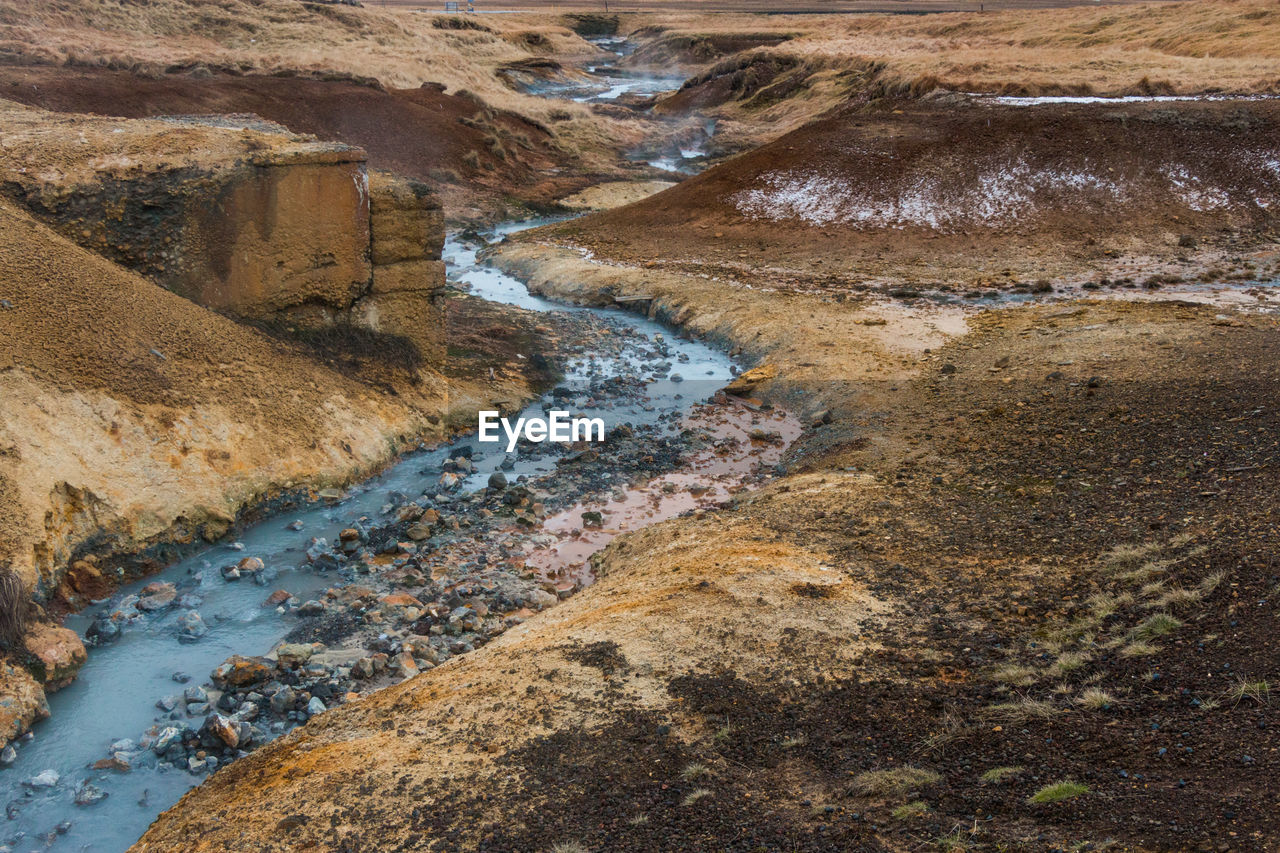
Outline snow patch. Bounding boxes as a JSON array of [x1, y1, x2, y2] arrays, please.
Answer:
[[732, 159, 1125, 230]]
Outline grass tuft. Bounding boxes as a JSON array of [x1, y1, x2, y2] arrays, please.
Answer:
[[1228, 678, 1271, 705], [984, 697, 1057, 723], [1076, 687, 1115, 709], [1130, 612, 1183, 640], [980, 765, 1023, 783], [681, 788, 712, 807], [1028, 780, 1089, 804], [680, 762, 710, 781], [892, 800, 930, 819], [990, 664, 1038, 687], [1120, 640, 1161, 657], [849, 766, 941, 798]]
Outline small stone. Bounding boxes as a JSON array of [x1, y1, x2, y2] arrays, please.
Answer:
[[202, 714, 240, 749], [269, 687, 298, 715], [297, 600, 325, 616], [155, 696, 178, 712], [74, 780, 108, 806], [137, 582, 177, 612], [176, 610, 208, 643], [275, 643, 314, 668], [286, 520, 304, 531], [487, 471, 508, 491], [25, 769, 59, 788], [183, 686, 209, 705], [941, 363, 957, 375], [220, 565, 241, 582], [237, 556, 265, 574], [306, 696, 326, 717], [0, 745, 16, 765], [210, 655, 272, 688], [263, 590, 293, 608], [405, 523, 433, 541]]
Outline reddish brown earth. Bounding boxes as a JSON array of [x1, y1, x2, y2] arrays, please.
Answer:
[[0, 66, 588, 221], [541, 97, 1280, 291], [134, 298, 1280, 852]]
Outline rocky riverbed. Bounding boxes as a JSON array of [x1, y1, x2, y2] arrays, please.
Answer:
[[0, 224, 796, 852]]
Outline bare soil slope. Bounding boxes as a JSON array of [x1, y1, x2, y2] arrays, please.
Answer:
[[540, 97, 1280, 291], [136, 297, 1280, 852], [0, 194, 446, 600], [0, 66, 586, 222]]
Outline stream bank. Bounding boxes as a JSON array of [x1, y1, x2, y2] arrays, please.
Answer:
[[0, 211, 795, 851]]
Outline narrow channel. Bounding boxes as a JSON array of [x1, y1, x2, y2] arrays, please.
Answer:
[[0, 123, 789, 852]]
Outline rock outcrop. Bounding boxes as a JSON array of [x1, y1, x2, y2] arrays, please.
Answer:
[[1, 104, 446, 346]]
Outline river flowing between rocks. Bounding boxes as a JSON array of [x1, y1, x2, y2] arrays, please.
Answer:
[[0, 88, 796, 849]]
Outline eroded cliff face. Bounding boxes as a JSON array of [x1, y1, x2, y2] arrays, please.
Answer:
[[358, 170, 447, 363], [1, 106, 447, 353]]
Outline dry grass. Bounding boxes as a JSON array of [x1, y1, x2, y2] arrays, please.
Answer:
[[1028, 780, 1089, 804], [663, 0, 1280, 96], [680, 762, 711, 780], [1228, 678, 1271, 706], [1076, 688, 1116, 710], [983, 697, 1058, 724], [850, 766, 941, 798], [1120, 639, 1161, 658], [1130, 612, 1183, 640], [989, 663, 1038, 687], [979, 765, 1023, 783], [7, 0, 1280, 171], [0, 0, 652, 171], [892, 800, 930, 819], [681, 788, 712, 806]]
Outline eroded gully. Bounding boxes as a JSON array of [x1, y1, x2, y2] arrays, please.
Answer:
[[0, 53, 795, 853]]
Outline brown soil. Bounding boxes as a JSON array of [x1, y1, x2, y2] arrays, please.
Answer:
[[540, 97, 1280, 293], [135, 297, 1280, 852], [386, 0, 1175, 12], [0, 66, 591, 222]]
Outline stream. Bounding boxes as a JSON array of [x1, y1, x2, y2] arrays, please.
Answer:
[[0, 72, 764, 847]]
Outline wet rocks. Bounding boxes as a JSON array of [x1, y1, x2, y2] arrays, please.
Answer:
[[487, 471, 508, 491], [200, 713, 240, 749], [211, 655, 272, 689], [25, 769, 59, 790], [223, 556, 265, 582], [23, 622, 87, 691], [136, 581, 177, 612], [74, 780, 107, 806], [176, 610, 208, 643], [0, 662, 49, 747], [275, 643, 316, 668]]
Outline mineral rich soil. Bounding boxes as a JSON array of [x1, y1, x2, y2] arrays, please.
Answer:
[[0, 67, 588, 223], [5, 0, 1279, 848], [135, 298, 1280, 852], [537, 96, 1280, 293]]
